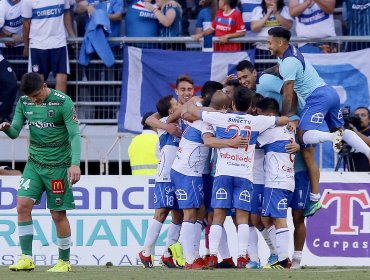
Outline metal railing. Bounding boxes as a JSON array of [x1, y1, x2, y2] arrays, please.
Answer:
[[2, 36, 370, 125]]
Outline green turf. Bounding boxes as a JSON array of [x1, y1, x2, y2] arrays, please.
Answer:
[[1, 266, 369, 280]]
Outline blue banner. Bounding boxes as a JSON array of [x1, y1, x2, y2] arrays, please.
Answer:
[[118, 46, 255, 133]]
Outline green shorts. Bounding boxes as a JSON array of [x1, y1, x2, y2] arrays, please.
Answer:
[[18, 161, 75, 211]]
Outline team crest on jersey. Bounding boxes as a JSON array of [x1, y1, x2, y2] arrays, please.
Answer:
[[48, 109, 55, 117], [32, 64, 39, 72]]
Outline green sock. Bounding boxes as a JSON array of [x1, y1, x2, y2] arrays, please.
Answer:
[[18, 221, 33, 256], [58, 236, 71, 261]]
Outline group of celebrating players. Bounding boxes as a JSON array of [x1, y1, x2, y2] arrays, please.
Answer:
[[138, 27, 370, 270]]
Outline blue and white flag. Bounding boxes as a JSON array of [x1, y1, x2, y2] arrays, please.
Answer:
[[118, 46, 255, 133], [304, 48, 370, 169]]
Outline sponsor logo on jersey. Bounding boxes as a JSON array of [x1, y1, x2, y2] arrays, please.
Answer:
[[26, 120, 56, 129], [220, 151, 252, 163], [227, 117, 251, 124], [52, 180, 65, 194]]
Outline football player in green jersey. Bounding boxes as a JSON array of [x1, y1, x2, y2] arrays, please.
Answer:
[[0, 72, 81, 273]]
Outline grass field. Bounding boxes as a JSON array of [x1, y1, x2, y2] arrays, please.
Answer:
[[1, 266, 369, 280]]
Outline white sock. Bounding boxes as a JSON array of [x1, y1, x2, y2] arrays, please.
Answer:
[[209, 224, 223, 256], [302, 130, 333, 144], [343, 129, 370, 157], [218, 226, 231, 259], [248, 226, 259, 262], [181, 221, 196, 264], [142, 219, 163, 257], [194, 220, 203, 259], [237, 224, 249, 257], [259, 227, 277, 255], [310, 192, 321, 202], [267, 225, 277, 251], [292, 250, 302, 262], [163, 222, 181, 257], [276, 228, 289, 261]]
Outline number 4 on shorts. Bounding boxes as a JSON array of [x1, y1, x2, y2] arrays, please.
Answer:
[[19, 178, 31, 190]]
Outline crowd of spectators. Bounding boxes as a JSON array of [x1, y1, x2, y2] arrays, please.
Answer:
[[0, 0, 369, 123]]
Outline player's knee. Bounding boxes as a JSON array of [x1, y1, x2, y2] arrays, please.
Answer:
[[154, 209, 169, 223], [292, 210, 305, 226], [51, 210, 67, 224], [16, 198, 33, 217], [171, 210, 183, 224]]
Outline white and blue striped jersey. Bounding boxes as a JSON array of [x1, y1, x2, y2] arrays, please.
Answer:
[[201, 111, 277, 181], [294, 0, 335, 38], [22, 0, 70, 49], [278, 45, 326, 100], [257, 126, 295, 191], [155, 117, 181, 183], [0, 0, 23, 48], [171, 120, 214, 177]]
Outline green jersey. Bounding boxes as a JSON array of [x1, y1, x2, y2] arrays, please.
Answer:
[[5, 89, 81, 169]]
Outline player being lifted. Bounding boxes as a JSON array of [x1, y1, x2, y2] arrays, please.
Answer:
[[0, 73, 81, 273]]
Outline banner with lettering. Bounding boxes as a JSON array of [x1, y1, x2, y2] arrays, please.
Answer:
[[0, 173, 369, 266]]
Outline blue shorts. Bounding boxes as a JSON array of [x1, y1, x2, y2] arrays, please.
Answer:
[[153, 182, 179, 210], [251, 184, 264, 215], [262, 188, 293, 218], [171, 169, 204, 209], [298, 85, 344, 131], [290, 171, 310, 210], [203, 173, 213, 212], [29, 46, 70, 78], [211, 175, 253, 211]]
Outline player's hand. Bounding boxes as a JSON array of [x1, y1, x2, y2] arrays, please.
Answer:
[[219, 35, 229, 44], [192, 33, 203, 41], [68, 165, 81, 185], [222, 74, 238, 86], [304, 0, 313, 7], [287, 121, 297, 134], [0, 122, 10, 131], [87, 5, 95, 17], [229, 136, 248, 148], [165, 123, 182, 138], [285, 142, 300, 154], [23, 47, 29, 58]]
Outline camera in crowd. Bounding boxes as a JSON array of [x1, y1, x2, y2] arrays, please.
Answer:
[[342, 106, 362, 131]]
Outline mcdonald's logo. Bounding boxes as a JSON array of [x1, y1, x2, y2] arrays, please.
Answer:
[[52, 180, 65, 194]]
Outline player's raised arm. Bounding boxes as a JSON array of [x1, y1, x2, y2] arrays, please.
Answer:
[[63, 98, 81, 184], [203, 133, 248, 148], [1, 100, 25, 139], [146, 112, 182, 138]]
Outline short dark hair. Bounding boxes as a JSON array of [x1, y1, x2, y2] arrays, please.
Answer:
[[251, 93, 264, 109], [236, 60, 255, 72], [176, 75, 194, 88], [226, 79, 240, 87], [256, 97, 280, 115], [232, 86, 254, 112], [201, 81, 223, 106], [141, 111, 155, 130], [224, 0, 238, 9], [355, 106, 370, 116], [268, 27, 291, 42], [20, 72, 44, 96], [156, 95, 174, 118]]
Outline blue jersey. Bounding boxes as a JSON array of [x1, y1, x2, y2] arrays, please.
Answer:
[[345, 0, 370, 36], [278, 45, 326, 101], [196, 8, 213, 48], [256, 73, 306, 117], [159, 3, 181, 37], [125, 0, 159, 37], [87, 0, 123, 37]]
